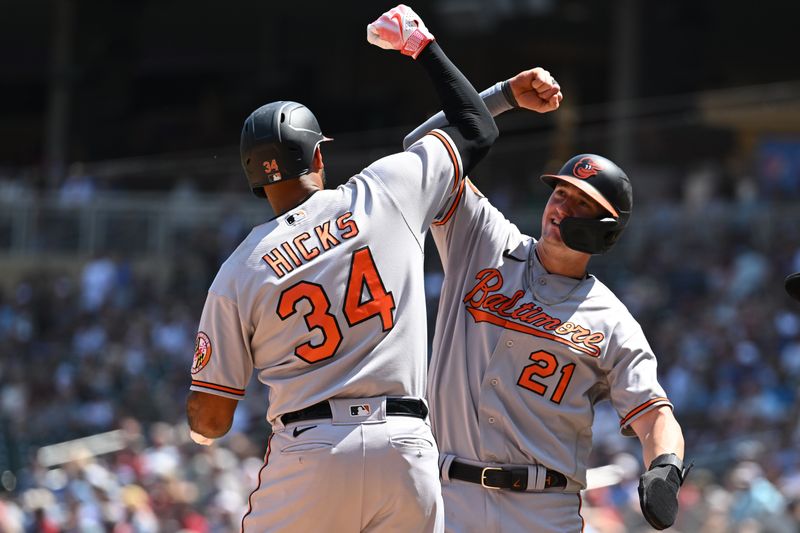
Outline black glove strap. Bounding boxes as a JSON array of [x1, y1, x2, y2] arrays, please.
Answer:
[[649, 453, 693, 485], [500, 79, 519, 108]]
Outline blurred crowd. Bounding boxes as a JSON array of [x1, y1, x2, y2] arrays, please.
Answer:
[[0, 419, 265, 533], [1, 168, 800, 532]]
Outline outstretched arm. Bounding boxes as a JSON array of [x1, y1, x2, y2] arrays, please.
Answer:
[[630, 405, 684, 466], [404, 67, 562, 150], [631, 406, 691, 530], [367, 5, 498, 176]]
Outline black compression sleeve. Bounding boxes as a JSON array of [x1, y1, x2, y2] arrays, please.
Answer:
[[416, 41, 498, 177]]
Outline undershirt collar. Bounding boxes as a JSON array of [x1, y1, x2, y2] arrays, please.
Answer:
[[525, 244, 589, 305]]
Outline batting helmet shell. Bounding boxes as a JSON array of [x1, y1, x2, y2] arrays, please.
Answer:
[[540, 154, 632, 255], [787, 272, 800, 302], [240, 101, 332, 197]]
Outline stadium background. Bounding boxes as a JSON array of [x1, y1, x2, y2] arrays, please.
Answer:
[[1, 0, 799, 531]]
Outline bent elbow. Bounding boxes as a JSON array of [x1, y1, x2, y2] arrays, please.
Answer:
[[186, 391, 237, 438], [471, 116, 498, 151], [482, 121, 500, 149]]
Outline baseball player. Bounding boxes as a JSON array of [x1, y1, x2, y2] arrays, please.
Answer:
[[185, 5, 498, 532], [787, 273, 800, 301], [405, 72, 690, 531]]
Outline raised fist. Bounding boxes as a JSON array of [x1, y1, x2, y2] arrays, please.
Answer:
[[367, 4, 434, 59], [508, 67, 562, 113]]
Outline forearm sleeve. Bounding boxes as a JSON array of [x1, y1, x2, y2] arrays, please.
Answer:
[[404, 80, 516, 151], [414, 42, 498, 176]]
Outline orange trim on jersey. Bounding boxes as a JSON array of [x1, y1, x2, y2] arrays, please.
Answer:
[[466, 177, 484, 198], [427, 130, 461, 191], [466, 307, 601, 357], [242, 434, 273, 532], [433, 178, 466, 227], [619, 397, 670, 428], [190, 379, 246, 397]]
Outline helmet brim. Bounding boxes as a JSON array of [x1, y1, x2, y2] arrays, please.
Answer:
[[541, 175, 619, 218]]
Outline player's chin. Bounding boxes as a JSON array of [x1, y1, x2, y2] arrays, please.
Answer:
[[542, 225, 563, 245]]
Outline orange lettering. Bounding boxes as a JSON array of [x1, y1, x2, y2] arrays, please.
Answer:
[[463, 269, 503, 307], [584, 332, 605, 347], [294, 233, 320, 261], [511, 303, 537, 320], [263, 248, 294, 277], [262, 159, 280, 173], [281, 242, 302, 267], [337, 212, 359, 239], [315, 222, 339, 250], [497, 291, 524, 316], [484, 294, 509, 312], [555, 322, 577, 335]]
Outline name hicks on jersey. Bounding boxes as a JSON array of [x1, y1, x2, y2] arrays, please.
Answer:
[[463, 268, 605, 357], [262, 211, 360, 277]]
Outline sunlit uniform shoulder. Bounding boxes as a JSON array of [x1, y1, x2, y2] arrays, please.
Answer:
[[190, 130, 467, 424]]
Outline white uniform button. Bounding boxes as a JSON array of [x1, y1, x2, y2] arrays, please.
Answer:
[[538, 278, 546, 285], [488, 417, 496, 424], [506, 340, 514, 347], [490, 379, 499, 386]]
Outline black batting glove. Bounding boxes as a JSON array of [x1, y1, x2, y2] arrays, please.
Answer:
[[638, 453, 692, 530]]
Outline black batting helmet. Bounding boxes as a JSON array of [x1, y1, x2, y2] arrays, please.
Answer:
[[787, 273, 800, 302], [541, 154, 632, 255], [240, 101, 332, 197]]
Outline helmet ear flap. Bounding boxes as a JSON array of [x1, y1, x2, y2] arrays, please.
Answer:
[[559, 217, 621, 255]]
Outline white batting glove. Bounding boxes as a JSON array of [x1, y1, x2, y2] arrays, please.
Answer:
[[366, 4, 434, 59]]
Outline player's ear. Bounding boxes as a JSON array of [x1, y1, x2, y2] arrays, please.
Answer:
[[312, 146, 324, 172]]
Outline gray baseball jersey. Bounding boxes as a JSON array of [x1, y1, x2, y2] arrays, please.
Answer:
[[428, 181, 671, 532], [403, 81, 672, 532], [189, 130, 463, 532]]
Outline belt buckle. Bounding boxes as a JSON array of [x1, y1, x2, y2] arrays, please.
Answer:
[[480, 467, 503, 490]]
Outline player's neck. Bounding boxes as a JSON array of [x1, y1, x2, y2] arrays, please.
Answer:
[[265, 173, 325, 216], [536, 241, 590, 279]]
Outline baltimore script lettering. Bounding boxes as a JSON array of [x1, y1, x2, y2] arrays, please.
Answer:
[[463, 268, 605, 357]]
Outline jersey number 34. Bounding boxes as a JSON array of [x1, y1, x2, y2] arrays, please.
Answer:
[[277, 247, 395, 363]]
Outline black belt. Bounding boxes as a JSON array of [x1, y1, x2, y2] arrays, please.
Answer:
[[449, 459, 567, 491], [280, 398, 428, 426]]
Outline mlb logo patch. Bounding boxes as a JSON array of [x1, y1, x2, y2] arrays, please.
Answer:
[[350, 404, 371, 417], [286, 210, 307, 225]]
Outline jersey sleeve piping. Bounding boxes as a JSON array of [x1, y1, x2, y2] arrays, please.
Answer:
[[433, 178, 466, 227], [191, 379, 246, 398], [619, 397, 672, 428], [427, 129, 462, 191]]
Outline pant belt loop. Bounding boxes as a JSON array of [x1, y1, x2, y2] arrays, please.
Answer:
[[439, 454, 457, 484], [526, 464, 548, 491]]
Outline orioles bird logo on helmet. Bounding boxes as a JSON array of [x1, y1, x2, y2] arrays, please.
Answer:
[[573, 157, 604, 179]]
